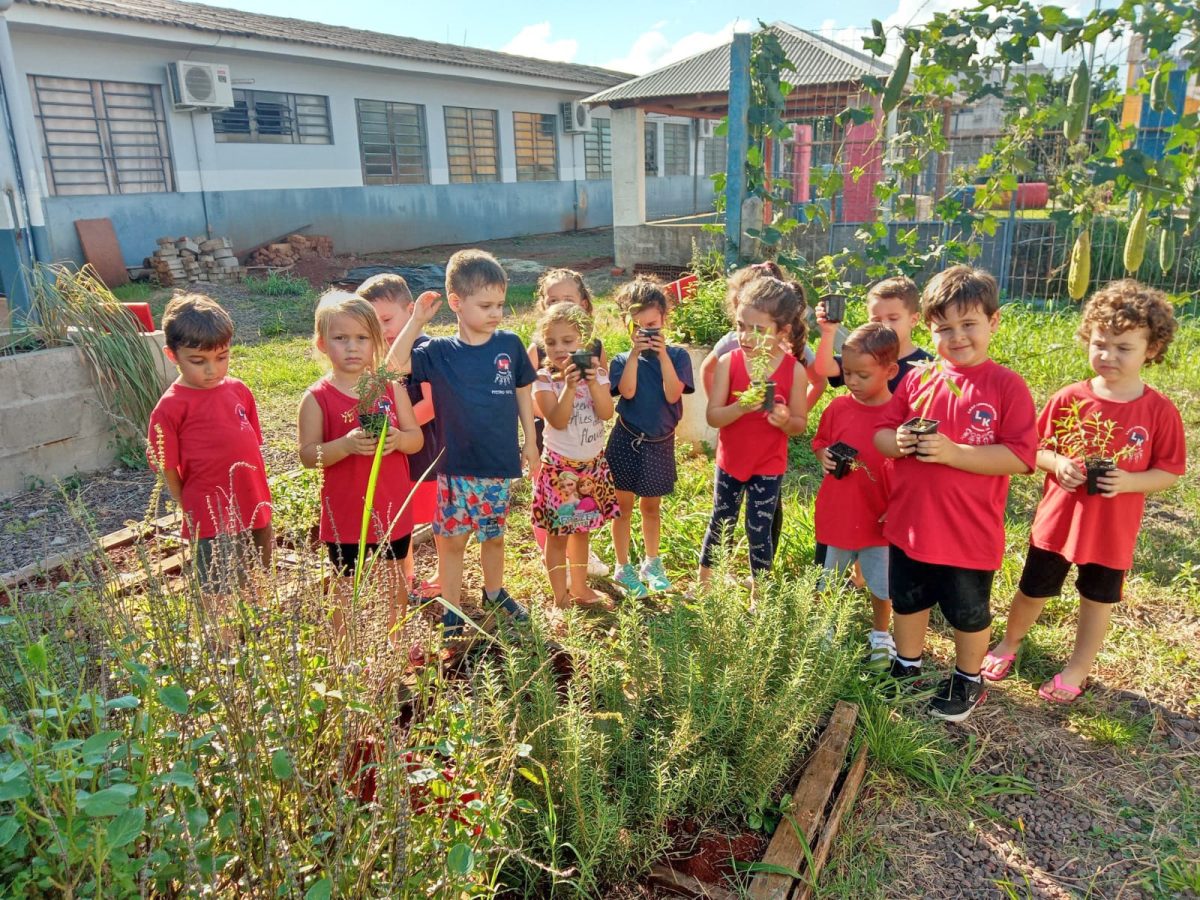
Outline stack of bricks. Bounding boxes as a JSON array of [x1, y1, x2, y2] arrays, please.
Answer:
[[149, 235, 247, 287], [247, 233, 334, 268]]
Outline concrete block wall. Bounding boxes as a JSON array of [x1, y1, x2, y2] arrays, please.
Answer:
[[0, 332, 174, 498]]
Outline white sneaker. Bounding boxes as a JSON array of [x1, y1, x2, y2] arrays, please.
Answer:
[[869, 632, 897, 664], [587, 550, 610, 577]]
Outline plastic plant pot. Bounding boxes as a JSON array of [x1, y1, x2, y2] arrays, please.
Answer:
[[1085, 456, 1115, 495], [570, 349, 594, 376], [758, 381, 776, 412], [826, 441, 859, 479], [358, 412, 388, 437], [901, 416, 940, 457], [822, 293, 847, 324], [637, 326, 661, 359]]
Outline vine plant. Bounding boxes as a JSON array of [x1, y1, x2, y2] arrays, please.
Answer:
[[712, 3, 1200, 301]]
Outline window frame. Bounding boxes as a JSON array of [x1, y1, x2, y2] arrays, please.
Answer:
[[584, 116, 612, 179], [212, 89, 332, 145], [355, 98, 430, 185], [28, 74, 175, 196], [512, 110, 559, 182], [662, 122, 689, 176], [644, 122, 658, 176], [443, 106, 500, 184]]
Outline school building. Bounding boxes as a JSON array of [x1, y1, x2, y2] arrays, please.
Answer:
[[0, 0, 720, 311]]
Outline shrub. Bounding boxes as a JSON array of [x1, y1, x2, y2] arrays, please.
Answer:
[[475, 567, 857, 895], [244, 272, 313, 297], [668, 245, 731, 348]]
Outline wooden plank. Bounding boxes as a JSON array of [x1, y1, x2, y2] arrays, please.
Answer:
[[74, 217, 129, 287], [236, 224, 311, 263], [749, 700, 858, 900], [648, 864, 739, 900], [792, 742, 869, 900]]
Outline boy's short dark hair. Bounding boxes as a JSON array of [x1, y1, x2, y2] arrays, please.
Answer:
[[867, 275, 920, 313], [446, 249, 507, 298], [842, 322, 900, 367], [921, 265, 999, 323], [162, 294, 234, 351], [614, 276, 669, 319], [1078, 279, 1177, 365], [357, 273, 413, 305]]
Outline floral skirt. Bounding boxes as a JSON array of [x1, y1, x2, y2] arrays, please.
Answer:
[[532, 449, 620, 535]]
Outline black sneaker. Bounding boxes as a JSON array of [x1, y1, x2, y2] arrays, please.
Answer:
[[482, 587, 529, 623], [928, 672, 987, 722], [880, 658, 924, 698]]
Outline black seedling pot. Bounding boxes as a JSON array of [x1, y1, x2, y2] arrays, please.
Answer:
[[358, 412, 388, 437], [827, 441, 859, 479], [1085, 456, 1114, 495], [638, 326, 661, 359], [901, 416, 939, 457], [822, 293, 847, 324], [570, 349, 594, 375], [758, 381, 776, 412]]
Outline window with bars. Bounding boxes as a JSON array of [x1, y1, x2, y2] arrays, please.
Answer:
[[584, 117, 611, 179], [355, 99, 429, 184], [644, 122, 658, 175], [444, 106, 499, 183], [212, 89, 331, 144], [663, 123, 689, 175], [29, 75, 174, 196], [704, 135, 727, 176], [512, 111, 558, 182]]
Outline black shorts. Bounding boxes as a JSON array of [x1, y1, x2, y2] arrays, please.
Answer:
[[889, 544, 995, 633], [325, 535, 413, 578], [1018, 544, 1125, 604]]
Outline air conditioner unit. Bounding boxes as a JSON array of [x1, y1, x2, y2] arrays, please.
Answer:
[[560, 100, 592, 134], [697, 118, 718, 139], [167, 61, 234, 111]]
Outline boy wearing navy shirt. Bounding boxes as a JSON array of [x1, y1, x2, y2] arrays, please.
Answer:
[[388, 250, 538, 634]]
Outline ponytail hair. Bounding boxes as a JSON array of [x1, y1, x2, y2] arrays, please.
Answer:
[[738, 276, 808, 359]]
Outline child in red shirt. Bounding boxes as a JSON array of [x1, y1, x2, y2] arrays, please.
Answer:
[[876, 266, 1037, 722], [812, 324, 898, 664], [983, 281, 1186, 703], [147, 295, 272, 606], [699, 275, 809, 605], [298, 292, 423, 637]]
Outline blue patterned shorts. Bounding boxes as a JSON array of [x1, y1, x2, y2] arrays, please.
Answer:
[[434, 475, 512, 542]]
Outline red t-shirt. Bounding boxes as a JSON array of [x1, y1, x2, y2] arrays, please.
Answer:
[[812, 394, 894, 550], [147, 378, 272, 540], [879, 359, 1037, 570], [309, 378, 413, 545], [1030, 381, 1186, 570], [715, 349, 796, 481]]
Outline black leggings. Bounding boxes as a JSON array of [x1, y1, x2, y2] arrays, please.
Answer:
[[700, 468, 783, 574]]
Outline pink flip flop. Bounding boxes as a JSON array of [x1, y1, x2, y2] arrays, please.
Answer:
[[981, 651, 1016, 682], [1038, 673, 1084, 705]]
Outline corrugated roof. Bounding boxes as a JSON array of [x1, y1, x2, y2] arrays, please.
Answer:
[[15, 0, 631, 88], [585, 22, 892, 106]]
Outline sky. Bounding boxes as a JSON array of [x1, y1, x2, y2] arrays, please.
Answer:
[[192, 0, 965, 74]]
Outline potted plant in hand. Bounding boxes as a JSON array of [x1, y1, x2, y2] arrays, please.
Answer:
[[825, 441, 859, 479], [735, 329, 778, 412], [903, 358, 962, 454], [1044, 399, 1136, 495], [356, 364, 393, 436]]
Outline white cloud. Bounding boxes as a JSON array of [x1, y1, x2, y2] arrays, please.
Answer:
[[501, 22, 578, 63], [603, 19, 752, 75]]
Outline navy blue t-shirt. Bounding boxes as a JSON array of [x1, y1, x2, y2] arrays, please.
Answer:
[[404, 334, 444, 482], [828, 346, 933, 394], [608, 345, 695, 439], [409, 330, 537, 478]]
